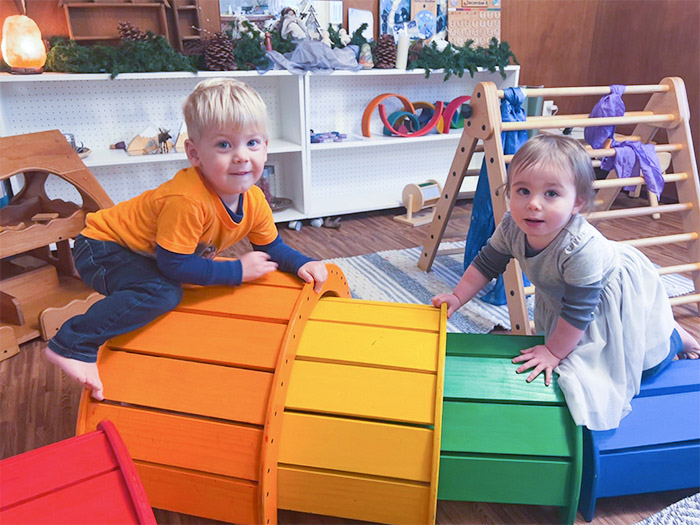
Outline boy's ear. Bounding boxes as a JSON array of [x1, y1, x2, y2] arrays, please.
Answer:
[[184, 138, 200, 166]]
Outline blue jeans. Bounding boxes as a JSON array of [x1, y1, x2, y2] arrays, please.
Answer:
[[48, 235, 183, 362]]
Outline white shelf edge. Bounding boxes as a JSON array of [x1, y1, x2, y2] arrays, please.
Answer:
[[309, 131, 464, 150], [0, 65, 519, 83], [0, 70, 297, 83], [306, 65, 520, 77], [83, 139, 301, 167]]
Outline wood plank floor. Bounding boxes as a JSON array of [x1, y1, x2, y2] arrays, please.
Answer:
[[1, 195, 698, 525]]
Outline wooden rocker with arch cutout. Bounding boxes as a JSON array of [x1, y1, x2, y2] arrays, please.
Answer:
[[0, 129, 113, 360]]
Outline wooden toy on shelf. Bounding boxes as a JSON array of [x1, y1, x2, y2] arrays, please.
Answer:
[[0, 420, 156, 524], [0, 130, 113, 360], [420, 78, 700, 334], [394, 180, 443, 227], [76, 266, 350, 525]]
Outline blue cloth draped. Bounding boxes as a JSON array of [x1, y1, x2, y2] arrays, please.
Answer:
[[463, 87, 529, 305]]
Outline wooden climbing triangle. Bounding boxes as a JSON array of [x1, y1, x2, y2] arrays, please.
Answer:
[[419, 77, 700, 335]]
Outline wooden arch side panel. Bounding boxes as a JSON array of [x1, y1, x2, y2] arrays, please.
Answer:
[[0, 130, 113, 212]]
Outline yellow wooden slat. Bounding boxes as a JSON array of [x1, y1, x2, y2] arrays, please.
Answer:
[[177, 284, 299, 321], [82, 403, 262, 481], [286, 360, 436, 425], [310, 298, 441, 332], [297, 319, 440, 372], [279, 412, 433, 482], [98, 349, 272, 424], [136, 462, 259, 524], [278, 466, 430, 525], [108, 310, 284, 370]]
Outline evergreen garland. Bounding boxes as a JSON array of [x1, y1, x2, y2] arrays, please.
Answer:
[[408, 37, 518, 81], [327, 23, 368, 49], [45, 34, 196, 77], [270, 31, 296, 54]]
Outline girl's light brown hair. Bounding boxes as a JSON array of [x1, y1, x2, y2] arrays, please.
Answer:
[[506, 134, 596, 211], [183, 78, 268, 142]]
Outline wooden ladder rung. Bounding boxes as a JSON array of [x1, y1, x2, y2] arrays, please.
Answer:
[[593, 172, 687, 190], [500, 84, 670, 99], [585, 202, 692, 221], [657, 262, 700, 275], [669, 293, 700, 307], [620, 232, 699, 249], [523, 286, 535, 296], [503, 143, 683, 164], [502, 114, 676, 133]]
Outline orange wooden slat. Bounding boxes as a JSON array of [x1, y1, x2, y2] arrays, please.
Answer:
[[136, 462, 259, 524], [108, 311, 284, 370], [177, 284, 300, 321], [98, 349, 272, 424], [82, 403, 263, 481]]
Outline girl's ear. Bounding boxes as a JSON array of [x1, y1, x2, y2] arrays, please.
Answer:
[[184, 138, 200, 166], [573, 196, 586, 214]]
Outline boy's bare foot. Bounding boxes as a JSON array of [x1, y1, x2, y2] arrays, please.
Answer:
[[674, 322, 700, 360], [43, 347, 104, 400]]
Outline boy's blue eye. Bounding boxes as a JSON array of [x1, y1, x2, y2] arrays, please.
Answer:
[[217, 141, 231, 149], [247, 138, 261, 147]]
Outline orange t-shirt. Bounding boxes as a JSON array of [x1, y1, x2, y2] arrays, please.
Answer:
[[82, 166, 278, 257]]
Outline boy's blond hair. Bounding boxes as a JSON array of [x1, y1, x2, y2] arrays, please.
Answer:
[[183, 78, 268, 142], [506, 134, 596, 211]]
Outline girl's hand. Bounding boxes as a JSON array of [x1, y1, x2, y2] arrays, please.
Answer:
[[240, 251, 278, 282], [512, 345, 562, 386], [298, 261, 328, 293], [431, 293, 462, 318]]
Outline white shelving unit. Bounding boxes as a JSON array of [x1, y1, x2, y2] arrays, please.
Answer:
[[0, 66, 519, 223], [303, 66, 519, 217]]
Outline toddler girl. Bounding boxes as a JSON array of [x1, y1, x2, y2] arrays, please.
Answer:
[[432, 134, 699, 430]]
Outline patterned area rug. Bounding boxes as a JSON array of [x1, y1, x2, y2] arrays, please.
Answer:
[[327, 241, 696, 335], [636, 492, 700, 524]]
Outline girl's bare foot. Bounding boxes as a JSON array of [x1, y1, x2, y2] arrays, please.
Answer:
[[43, 347, 104, 400], [674, 322, 700, 360]]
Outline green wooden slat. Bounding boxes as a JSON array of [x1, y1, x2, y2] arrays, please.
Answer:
[[441, 401, 575, 457], [445, 355, 566, 404], [438, 454, 572, 506], [446, 333, 545, 358]]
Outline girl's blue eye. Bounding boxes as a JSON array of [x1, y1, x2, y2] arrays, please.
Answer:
[[545, 190, 559, 198], [516, 187, 529, 196]]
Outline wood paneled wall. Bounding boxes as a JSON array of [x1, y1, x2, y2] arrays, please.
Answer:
[[502, 0, 700, 164]]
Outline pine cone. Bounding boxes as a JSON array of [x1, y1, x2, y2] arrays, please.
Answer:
[[374, 34, 397, 69], [118, 21, 146, 41], [183, 38, 205, 57], [204, 32, 237, 71]]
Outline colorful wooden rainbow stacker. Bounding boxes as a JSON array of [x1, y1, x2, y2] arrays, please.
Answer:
[[74, 264, 588, 524]]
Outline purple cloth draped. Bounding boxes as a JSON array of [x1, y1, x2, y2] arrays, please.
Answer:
[[584, 84, 664, 197]]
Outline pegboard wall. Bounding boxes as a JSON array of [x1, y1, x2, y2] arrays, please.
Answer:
[[0, 73, 303, 150]]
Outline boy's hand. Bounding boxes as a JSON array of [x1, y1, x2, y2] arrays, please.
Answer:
[[240, 251, 278, 282], [512, 344, 561, 386], [298, 261, 327, 293], [431, 293, 462, 318]]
